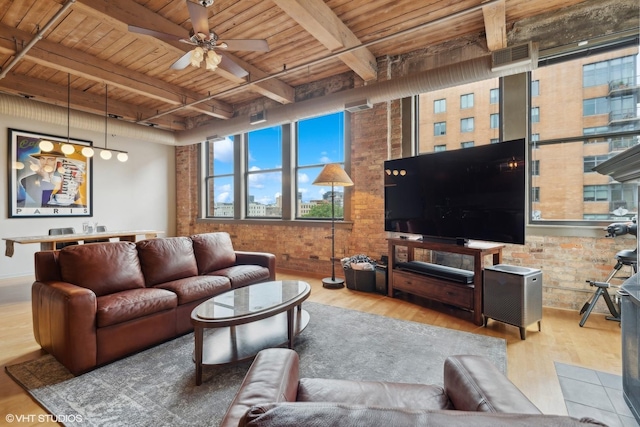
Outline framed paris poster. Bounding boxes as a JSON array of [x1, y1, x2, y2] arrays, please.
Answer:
[[8, 128, 93, 218]]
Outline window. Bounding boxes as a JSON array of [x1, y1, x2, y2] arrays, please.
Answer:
[[246, 127, 283, 218], [490, 138, 500, 144], [434, 122, 446, 136], [531, 80, 540, 96], [460, 93, 474, 109], [461, 141, 474, 148], [584, 155, 609, 173], [204, 112, 349, 221], [531, 107, 540, 123], [434, 99, 446, 113], [434, 144, 446, 152], [583, 97, 609, 116], [490, 113, 499, 129], [417, 43, 639, 225], [583, 185, 609, 202], [297, 112, 346, 218], [490, 88, 499, 104], [531, 160, 540, 176], [531, 187, 540, 203], [460, 117, 474, 133], [583, 56, 635, 87], [207, 136, 235, 218]]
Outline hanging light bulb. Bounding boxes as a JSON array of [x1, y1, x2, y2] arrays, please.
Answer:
[[61, 143, 75, 155], [100, 150, 112, 160], [39, 140, 54, 152], [81, 146, 95, 157], [13, 161, 24, 170], [190, 47, 205, 67], [117, 152, 128, 162], [204, 50, 222, 71]]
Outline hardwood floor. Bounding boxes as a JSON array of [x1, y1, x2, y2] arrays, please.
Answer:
[[0, 271, 622, 425]]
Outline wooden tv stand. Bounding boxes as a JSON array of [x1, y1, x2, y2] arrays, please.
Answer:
[[387, 238, 503, 325]]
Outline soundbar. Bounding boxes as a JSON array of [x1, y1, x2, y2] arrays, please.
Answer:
[[395, 261, 474, 284]]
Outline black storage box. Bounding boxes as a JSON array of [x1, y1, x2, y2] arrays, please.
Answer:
[[344, 268, 376, 292], [375, 265, 388, 294]]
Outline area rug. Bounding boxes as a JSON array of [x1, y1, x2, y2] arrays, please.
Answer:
[[6, 302, 506, 427]]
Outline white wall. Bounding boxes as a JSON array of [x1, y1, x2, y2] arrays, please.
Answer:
[[0, 113, 176, 279]]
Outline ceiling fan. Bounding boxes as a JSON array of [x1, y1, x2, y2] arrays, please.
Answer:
[[128, 0, 269, 78]]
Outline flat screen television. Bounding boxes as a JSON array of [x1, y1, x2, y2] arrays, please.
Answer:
[[384, 139, 526, 245]]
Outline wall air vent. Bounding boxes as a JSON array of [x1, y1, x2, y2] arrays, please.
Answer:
[[345, 99, 372, 113], [249, 110, 267, 125], [491, 42, 538, 72]]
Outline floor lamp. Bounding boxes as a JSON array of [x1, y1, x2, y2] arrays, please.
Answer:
[[312, 164, 354, 289]]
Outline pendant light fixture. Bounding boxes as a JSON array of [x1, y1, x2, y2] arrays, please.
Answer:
[[60, 73, 75, 155], [97, 84, 128, 162]]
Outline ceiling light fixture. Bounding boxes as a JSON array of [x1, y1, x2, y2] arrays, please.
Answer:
[[86, 84, 129, 162], [60, 74, 76, 155], [189, 47, 222, 71]]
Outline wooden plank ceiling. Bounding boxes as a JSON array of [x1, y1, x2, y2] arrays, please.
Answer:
[[0, 0, 587, 132]]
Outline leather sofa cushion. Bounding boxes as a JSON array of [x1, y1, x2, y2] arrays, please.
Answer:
[[154, 275, 231, 305], [137, 237, 198, 287], [242, 403, 607, 427], [444, 354, 541, 414], [209, 265, 270, 288], [191, 232, 237, 275], [297, 378, 451, 410], [97, 288, 177, 328], [58, 242, 145, 297]]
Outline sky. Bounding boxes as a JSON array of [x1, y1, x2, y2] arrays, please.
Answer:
[[212, 112, 345, 205]]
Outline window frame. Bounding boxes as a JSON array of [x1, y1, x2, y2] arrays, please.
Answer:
[[202, 112, 352, 225]]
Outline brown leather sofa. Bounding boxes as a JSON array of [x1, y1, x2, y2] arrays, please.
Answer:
[[31, 232, 275, 375], [221, 349, 605, 427]]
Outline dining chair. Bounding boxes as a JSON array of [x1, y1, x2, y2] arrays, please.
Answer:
[[46, 227, 78, 250]]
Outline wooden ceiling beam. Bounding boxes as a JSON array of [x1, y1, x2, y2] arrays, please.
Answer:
[[74, 0, 294, 104], [0, 73, 186, 130], [0, 23, 233, 120], [482, 0, 507, 51], [272, 0, 377, 82]]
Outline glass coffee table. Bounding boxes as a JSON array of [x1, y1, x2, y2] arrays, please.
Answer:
[[190, 280, 311, 385]]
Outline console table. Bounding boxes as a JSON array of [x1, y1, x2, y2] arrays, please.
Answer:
[[387, 238, 503, 325]]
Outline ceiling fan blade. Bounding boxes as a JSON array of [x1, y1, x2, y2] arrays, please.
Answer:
[[128, 25, 185, 43], [186, 0, 211, 37], [218, 53, 249, 78], [221, 39, 270, 52], [171, 51, 193, 70]]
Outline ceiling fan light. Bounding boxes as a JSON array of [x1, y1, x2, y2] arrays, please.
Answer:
[[205, 51, 222, 70], [190, 47, 205, 67]]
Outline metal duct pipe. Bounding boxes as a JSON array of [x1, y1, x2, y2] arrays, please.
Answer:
[[0, 93, 176, 145], [176, 54, 533, 145]]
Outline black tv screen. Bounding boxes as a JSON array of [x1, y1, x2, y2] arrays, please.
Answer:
[[384, 139, 526, 245]]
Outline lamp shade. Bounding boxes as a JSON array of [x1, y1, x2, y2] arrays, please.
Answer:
[[312, 164, 353, 187]]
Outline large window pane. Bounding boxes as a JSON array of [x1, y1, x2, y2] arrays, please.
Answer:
[[418, 42, 639, 225], [207, 136, 235, 217], [297, 112, 346, 218], [247, 126, 283, 218]]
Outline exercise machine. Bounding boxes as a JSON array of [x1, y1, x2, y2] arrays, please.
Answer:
[[579, 219, 637, 327]]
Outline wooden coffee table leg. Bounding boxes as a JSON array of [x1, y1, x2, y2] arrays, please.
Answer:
[[195, 325, 203, 386], [287, 308, 294, 349]]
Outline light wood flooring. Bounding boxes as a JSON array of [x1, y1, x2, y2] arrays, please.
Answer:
[[0, 271, 622, 425]]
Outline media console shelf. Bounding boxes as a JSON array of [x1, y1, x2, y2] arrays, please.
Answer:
[[387, 238, 503, 325]]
